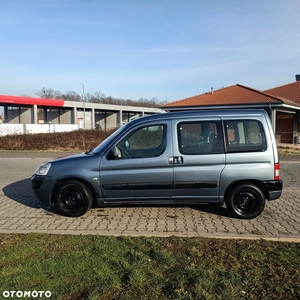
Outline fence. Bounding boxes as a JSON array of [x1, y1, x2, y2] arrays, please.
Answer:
[[0, 124, 79, 136], [275, 131, 300, 144]]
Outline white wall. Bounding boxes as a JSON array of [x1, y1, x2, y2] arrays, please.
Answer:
[[0, 124, 79, 136], [0, 124, 23, 135]]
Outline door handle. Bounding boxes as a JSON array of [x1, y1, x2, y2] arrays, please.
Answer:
[[168, 156, 184, 165]]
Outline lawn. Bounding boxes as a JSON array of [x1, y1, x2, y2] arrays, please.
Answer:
[[0, 234, 300, 300], [0, 130, 300, 299]]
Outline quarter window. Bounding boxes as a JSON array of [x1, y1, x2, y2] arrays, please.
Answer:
[[225, 120, 266, 152], [178, 121, 224, 155]]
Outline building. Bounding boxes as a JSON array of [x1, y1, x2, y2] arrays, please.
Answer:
[[0, 94, 162, 130], [162, 78, 300, 144]]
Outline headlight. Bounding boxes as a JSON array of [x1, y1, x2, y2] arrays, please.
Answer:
[[35, 162, 51, 176]]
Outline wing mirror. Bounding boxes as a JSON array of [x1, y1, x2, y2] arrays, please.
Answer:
[[111, 146, 121, 159]]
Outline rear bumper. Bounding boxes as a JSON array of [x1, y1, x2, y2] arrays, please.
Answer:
[[263, 179, 283, 200]]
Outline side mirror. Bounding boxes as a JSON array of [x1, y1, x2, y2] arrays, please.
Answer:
[[112, 146, 121, 159]]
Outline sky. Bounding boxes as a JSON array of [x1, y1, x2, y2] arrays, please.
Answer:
[[1, 0, 300, 103]]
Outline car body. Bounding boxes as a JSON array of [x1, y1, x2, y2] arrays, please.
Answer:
[[31, 109, 283, 219]]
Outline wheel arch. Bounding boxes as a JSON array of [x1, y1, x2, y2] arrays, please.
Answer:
[[50, 177, 97, 205], [224, 179, 269, 203]]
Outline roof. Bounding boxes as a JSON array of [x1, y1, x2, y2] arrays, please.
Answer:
[[265, 81, 300, 103], [162, 84, 286, 109], [128, 108, 268, 127], [0, 94, 65, 107]]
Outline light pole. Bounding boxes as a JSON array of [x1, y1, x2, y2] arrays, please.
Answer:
[[80, 83, 85, 129]]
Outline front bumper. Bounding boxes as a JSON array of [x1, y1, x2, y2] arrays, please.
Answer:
[[31, 174, 57, 205]]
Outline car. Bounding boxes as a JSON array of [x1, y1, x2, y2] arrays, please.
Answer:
[[31, 109, 283, 219]]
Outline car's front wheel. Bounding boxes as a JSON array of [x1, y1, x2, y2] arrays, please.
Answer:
[[226, 183, 265, 219], [54, 180, 93, 217]]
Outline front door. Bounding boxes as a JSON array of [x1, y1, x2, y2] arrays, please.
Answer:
[[171, 118, 225, 202], [99, 122, 173, 202]]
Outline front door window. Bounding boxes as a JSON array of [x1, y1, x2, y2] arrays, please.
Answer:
[[115, 124, 166, 159]]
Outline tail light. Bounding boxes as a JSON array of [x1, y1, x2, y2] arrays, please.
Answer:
[[274, 163, 280, 180]]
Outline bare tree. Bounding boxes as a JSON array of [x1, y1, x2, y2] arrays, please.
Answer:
[[92, 91, 106, 103], [62, 91, 81, 102], [36, 87, 166, 108], [36, 87, 62, 99], [85, 93, 92, 103]]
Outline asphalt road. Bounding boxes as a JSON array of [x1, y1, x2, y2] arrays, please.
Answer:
[[0, 151, 299, 241]]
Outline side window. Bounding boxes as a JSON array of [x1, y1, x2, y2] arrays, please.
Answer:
[[225, 120, 267, 152], [114, 124, 166, 159], [178, 121, 224, 155]]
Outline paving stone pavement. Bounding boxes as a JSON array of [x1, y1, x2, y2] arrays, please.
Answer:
[[0, 151, 299, 241]]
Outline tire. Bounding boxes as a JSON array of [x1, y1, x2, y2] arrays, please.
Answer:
[[54, 180, 93, 217], [226, 183, 265, 219]]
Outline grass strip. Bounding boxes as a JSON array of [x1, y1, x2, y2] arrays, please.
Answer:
[[0, 233, 300, 300]]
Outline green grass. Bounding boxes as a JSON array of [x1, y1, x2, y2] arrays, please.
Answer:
[[0, 234, 300, 300], [1, 130, 300, 299]]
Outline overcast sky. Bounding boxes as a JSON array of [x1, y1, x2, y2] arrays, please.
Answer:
[[1, 0, 300, 102]]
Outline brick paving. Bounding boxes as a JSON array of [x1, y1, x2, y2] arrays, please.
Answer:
[[0, 151, 300, 241]]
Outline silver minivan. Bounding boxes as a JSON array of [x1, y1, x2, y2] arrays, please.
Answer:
[[31, 109, 283, 219]]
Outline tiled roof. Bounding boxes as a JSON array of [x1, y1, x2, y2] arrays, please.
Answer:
[[265, 81, 300, 103], [162, 84, 284, 108]]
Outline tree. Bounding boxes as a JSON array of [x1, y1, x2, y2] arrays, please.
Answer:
[[36, 87, 167, 108], [36, 87, 62, 99], [92, 91, 106, 103], [62, 91, 81, 102]]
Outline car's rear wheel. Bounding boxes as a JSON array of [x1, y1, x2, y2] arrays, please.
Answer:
[[226, 183, 265, 219], [54, 180, 93, 217]]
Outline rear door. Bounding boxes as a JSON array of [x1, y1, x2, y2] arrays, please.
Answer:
[[99, 121, 173, 202], [221, 118, 274, 184], [171, 118, 226, 202]]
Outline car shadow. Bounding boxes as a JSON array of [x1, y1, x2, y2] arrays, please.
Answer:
[[188, 204, 231, 217], [95, 203, 231, 218], [3, 179, 231, 218], [2, 178, 47, 209]]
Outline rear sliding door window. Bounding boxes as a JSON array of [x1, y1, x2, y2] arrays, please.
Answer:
[[224, 120, 267, 152], [178, 121, 224, 155]]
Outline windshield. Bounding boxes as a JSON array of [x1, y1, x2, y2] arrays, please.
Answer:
[[92, 124, 129, 154]]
